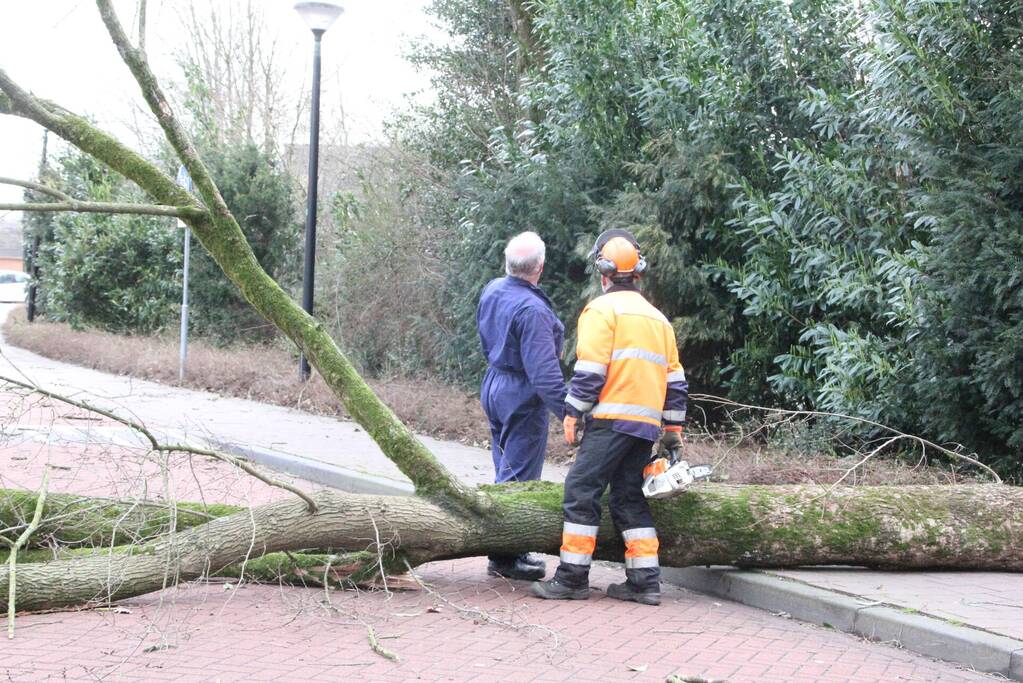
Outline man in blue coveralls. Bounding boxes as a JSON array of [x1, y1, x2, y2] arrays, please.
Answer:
[[477, 231, 567, 581]]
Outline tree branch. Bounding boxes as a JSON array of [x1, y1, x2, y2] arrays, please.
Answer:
[[7, 470, 48, 639], [0, 176, 70, 201], [90, 0, 484, 512], [0, 373, 319, 513], [0, 176, 202, 218], [2, 5, 480, 512], [0, 201, 202, 219], [0, 69, 201, 212], [137, 0, 147, 52]]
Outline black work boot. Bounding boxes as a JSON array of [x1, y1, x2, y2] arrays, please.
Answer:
[[606, 581, 661, 606], [487, 555, 545, 581], [531, 579, 589, 600]]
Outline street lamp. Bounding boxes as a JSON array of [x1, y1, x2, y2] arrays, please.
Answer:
[[295, 1, 344, 381]]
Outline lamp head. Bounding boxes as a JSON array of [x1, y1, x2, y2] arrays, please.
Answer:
[[294, 2, 344, 34]]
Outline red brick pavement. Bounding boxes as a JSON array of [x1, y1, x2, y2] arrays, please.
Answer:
[[0, 390, 999, 682], [1, 389, 295, 508], [2, 557, 996, 682]]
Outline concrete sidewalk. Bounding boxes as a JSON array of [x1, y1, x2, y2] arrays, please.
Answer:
[[0, 304, 570, 495], [3, 303, 1022, 680]]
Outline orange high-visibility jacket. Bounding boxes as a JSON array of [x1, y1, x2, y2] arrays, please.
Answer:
[[565, 287, 688, 442]]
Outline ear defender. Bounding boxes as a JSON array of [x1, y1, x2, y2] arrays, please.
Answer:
[[595, 235, 645, 277]]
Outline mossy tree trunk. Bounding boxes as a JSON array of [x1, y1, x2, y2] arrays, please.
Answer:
[[3, 483, 1022, 612]]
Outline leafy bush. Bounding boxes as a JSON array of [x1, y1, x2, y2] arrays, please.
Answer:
[[186, 142, 301, 343], [36, 151, 181, 334], [397, 0, 1023, 475]]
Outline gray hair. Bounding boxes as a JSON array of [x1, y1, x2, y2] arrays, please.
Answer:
[[504, 231, 546, 278]]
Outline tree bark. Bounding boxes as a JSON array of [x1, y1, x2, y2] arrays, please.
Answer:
[[0, 489, 239, 550], [3, 483, 1020, 613]]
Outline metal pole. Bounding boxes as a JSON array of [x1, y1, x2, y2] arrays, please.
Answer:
[[179, 223, 191, 382], [26, 131, 48, 322], [300, 30, 324, 381]]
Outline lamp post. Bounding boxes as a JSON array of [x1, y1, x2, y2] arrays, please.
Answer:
[[295, 1, 344, 381]]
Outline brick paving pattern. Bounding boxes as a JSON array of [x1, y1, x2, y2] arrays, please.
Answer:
[[0, 364, 1004, 682], [2, 558, 998, 682]]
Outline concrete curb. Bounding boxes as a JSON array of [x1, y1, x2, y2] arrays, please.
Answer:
[[663, 566, 1023, 680], [210, 438, 414, 496]]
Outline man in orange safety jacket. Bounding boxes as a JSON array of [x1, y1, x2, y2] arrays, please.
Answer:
[[532, 228, 688, 606]]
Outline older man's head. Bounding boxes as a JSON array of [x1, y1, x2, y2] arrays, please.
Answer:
[[504, 231, 546, 283]]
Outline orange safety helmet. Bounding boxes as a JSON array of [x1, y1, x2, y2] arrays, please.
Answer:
[[594, 230, 647, 277]]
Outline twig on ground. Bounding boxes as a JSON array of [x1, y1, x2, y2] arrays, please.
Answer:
[[365, 624, 398, 661], [401, 559, 561, 652]]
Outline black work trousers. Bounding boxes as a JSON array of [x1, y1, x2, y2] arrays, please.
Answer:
[[553, 419, 659, 591]]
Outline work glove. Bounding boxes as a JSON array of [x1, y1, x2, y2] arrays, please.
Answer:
[[658, 425, 683, 457], [563, 415, 582, 446]]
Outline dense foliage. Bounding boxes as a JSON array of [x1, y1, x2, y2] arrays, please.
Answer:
[[31, 142, 299, 342], [34, 151, 182, 334], [374, 0, 1022, 474]]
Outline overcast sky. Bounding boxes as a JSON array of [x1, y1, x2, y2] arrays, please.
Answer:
[[0, 0, 442, 207]]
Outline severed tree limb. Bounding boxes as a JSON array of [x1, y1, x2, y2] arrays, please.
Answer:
[[14, 3, 480, 514], [3, 63, 479, 509], [1, 50, 479, 512], [0, 489, 228, 549], [6, 470, 48, 638], [0, 373, 318, 513]]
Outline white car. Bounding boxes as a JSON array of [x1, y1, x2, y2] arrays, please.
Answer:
[[0, 269, 29, 303]]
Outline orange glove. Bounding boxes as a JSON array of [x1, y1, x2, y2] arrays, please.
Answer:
[[658, 425, 683, 456], [563, 415, 580, 446]]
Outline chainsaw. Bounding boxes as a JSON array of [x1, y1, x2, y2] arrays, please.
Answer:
[[642, 448, 713, 499]]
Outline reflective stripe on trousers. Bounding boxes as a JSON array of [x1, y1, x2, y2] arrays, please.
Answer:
[[622, 527, 659, 569], [560, 522, 598, 566]]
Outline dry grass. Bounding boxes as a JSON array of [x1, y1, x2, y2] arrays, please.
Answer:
[[1, 307, 496, 447], [2, 307, 978, 485]]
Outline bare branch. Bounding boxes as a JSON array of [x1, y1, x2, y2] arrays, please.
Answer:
[[0, 373, 319, 513], [690, 393, 1003, 484], [0, 201, 202, 219], [0, 176, 70, 201]]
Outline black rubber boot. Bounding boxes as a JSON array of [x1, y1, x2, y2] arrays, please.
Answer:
[[606, 581, 660, 606], [487, 555, 545, 581], [531, 579, 589, 600]]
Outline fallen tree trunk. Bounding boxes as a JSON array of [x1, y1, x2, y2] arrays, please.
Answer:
[[3, 482, 1020, 613]]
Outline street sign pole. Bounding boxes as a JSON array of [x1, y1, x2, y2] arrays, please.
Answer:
[[176, 165, 194, 382]]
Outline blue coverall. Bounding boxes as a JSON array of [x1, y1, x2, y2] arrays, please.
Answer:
[[477, 276, 567, 483]]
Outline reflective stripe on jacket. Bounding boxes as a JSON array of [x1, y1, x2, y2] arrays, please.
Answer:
[[565, 285, 688, 442]]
